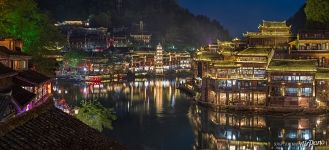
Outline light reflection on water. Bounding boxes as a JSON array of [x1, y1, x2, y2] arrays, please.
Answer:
[[190, 105, 329, 150], [53, 79, 329, 150]]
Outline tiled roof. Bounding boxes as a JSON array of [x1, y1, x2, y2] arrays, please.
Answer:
[[0, 102, 126, 150], [11, 86, 36, 108], [237, 47, 272, 57], [0, 95, 15, 121], [0, 46, 30, 56], [196, 51, 223, 61], [0, 86, 36, 109], [14, 70, 50, 86], [268, 59, 317, 72], [0, 63, 17, 78]]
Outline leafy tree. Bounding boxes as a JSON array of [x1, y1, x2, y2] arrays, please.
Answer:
[[63, 50, 87, 68], [76, 101, 117, 131], [0, 0, 64, 53], [304, 0, 329, 29], [31, 57, 58, 76]]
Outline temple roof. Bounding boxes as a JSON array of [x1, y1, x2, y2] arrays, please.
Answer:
[[261, 20, 289, 28], [0, 46, 30, 57], [0, 63, 17, 78], [0, 95, 15, 121], [237, 47, 272, 57], [195, 51, 223, 61], [0, 101, 126, 149], [14, 70, 50, 86], [0, 86, 36, 109], [11, 86, 36, 108], [267, 59, 317, 72]]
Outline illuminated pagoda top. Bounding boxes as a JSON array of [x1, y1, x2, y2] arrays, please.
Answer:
[[243, 20, 291, 38]]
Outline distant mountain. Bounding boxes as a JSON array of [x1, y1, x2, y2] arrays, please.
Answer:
[[35, 0, 230, 49], [287, 4, 306, 34]]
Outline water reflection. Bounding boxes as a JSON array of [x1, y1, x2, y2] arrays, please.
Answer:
[[52, 78, 194, 150], [190, 105, 329, 150], [52, 79, 329, 150], [52, 79, 188, 115]]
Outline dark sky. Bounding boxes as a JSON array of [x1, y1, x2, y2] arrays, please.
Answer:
[[178, 0, 305, 37]]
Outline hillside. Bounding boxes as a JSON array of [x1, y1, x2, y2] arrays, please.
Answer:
[[287, 5, 306, 34], [35, 0, 230, 49]]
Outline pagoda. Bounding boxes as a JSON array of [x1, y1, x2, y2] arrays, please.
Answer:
[[154, 43, 164, 75], [243, 20, 292, 48]]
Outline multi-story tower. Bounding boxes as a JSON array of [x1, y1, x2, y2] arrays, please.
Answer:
[[155, 43, 164, 75], [243, 20, 292, 48]]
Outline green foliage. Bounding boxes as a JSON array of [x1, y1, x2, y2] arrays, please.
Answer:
[[31, 56, 58, 77], [304, 0, 329, 29], [76, 101, 117, 132], [63, 50, 87, 68], [0, 0, 64, 53]]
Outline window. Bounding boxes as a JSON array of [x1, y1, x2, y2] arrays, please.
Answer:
[[286, 88, 298, 96], [301, 88, 312, 96]]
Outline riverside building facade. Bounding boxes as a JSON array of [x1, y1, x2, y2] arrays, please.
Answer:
[[195, 21, 329, 111]]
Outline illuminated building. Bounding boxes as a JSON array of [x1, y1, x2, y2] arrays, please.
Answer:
[[130, 21, 152, 45], [155, 43, 164, 75], [0, 39, 52, 120], [0, 38, 31, 70], [267, 60, 317, 108], [289, 31, 329, 67], [243, 20, 292, 48], [195, 21, 329, 110], [129, 45, 192, 75], [56, 20, 110, 52], [200, 47, 271, 107]]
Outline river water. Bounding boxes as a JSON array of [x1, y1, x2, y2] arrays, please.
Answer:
[[52, 79, 329, 150]]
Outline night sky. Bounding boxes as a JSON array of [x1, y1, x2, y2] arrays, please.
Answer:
[[178, 0, 305, 37]]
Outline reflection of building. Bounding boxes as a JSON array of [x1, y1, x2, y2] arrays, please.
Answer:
[[190, 105, 329, 150]]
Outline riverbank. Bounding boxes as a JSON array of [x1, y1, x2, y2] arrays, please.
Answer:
[[196, 100, 329, 115]]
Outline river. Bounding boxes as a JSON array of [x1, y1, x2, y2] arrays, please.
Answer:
[[52, 78, 329, 150]]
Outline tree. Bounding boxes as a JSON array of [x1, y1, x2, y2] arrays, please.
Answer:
[[304, 0, 329, 29], [0, 0, 64, 53], [76, 101, 117, 131], [63, 50, 87, 68]]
